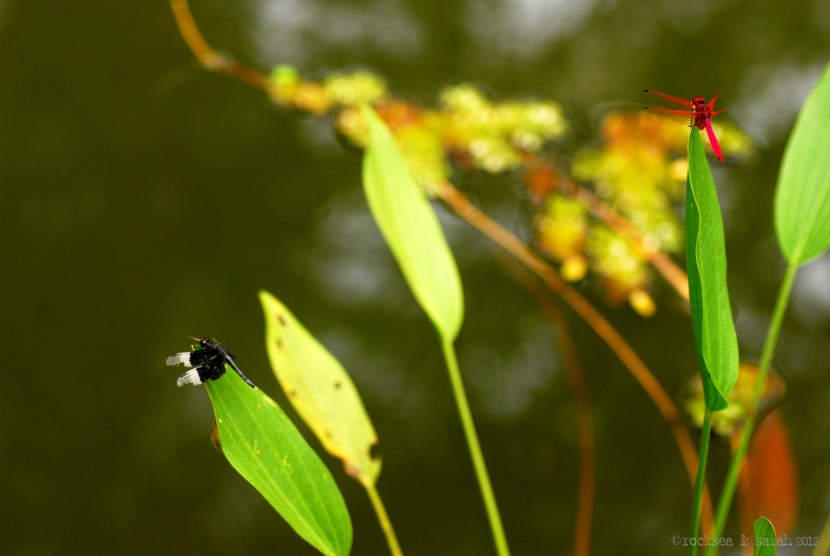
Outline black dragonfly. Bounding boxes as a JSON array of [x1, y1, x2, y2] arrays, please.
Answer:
[[167, 337, 256, 388]]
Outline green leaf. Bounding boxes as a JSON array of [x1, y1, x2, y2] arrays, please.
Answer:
[[361, 104, 464, 341], [205, 371, 352, 556], [259, 290, 382, 487], [775, 62, 830, 266], [753, 516, 776, 556], [686, 127, 739, 411]]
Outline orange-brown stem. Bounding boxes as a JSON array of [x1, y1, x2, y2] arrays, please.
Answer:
[[438, 181, 712, 532], [525, 154, 690, 302], [170, 0, 270, 90], [571, 183, 690, 302], [173, 0, 688, 305], [500, 256, 594, 556]]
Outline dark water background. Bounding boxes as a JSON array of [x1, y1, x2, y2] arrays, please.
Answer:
[[2, 0, 830, 554]]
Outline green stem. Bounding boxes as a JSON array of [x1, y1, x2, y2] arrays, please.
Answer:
[[441, 338, 510, 556], [365, 483, 404, 556], [689, 414, 712, 556], [704, 262, 798, 556]]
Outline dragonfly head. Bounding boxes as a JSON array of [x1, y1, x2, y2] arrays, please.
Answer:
[[186, 336, 211, 347]]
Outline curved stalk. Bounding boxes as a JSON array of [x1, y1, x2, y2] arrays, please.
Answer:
[[504, 259, 595, 556], [522, 155, 690, 302], [170, 0, 269, 90], [572, 183, 690, 301], [438, 182, 713, 532]]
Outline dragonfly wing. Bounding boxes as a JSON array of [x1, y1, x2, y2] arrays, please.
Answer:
[[176, 357, 227, 387], [643, 106, 694, 126], [166, 349, 218, 368], [644, 90, 694, 107]]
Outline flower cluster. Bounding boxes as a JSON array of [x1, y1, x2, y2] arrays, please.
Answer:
[[533, 112, 752, 314], [268, 65, 754, 315]]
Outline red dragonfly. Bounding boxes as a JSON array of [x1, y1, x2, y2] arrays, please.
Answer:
[[643, 90, 725, 162]]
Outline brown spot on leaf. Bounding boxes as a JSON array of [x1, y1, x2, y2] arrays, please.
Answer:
[[276, 338, 284, 349], [277, 313, 288, 326], [344, 462, 362, 480], [210, 419, 221, 450], [333, 380, 342, 389]]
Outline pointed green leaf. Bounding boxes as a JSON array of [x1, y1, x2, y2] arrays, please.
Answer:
[[686, 127, 739, 411], [259, 290, 382, 487], [362, 104, 464, 341], [753, 517, 776, 556], [205, 371, 352, 556], [775, 63, 830, 266]]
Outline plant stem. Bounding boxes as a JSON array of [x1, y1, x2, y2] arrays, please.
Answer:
[[705, 262, 798, 555], [690, 414, 712, 556], [502, 259, 594, 556], [441, 338, 510, 556], [365, 483, 404, 556], [170, 0, 270, 89], [438, 182, 713, 531]]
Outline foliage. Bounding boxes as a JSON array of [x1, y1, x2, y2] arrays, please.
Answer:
[[361, 104, 464, 340], [753, 517, 776, 556], [774, 63, 830, 266], [266, 63, 754, 314], [685, 127, 739, 411], [169, 3, 830, 555], [205, 366, 352, 556], [260, 290, 381, 487]]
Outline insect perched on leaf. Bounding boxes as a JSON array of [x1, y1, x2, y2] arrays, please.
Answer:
[[643, 89, 726, 162], [167, 337, 256, 388]]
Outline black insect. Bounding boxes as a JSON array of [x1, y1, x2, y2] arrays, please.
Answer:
[[167, 337, 256, 389]]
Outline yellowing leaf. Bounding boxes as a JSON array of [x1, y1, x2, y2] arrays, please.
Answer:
[[259, 290, 382, 487]]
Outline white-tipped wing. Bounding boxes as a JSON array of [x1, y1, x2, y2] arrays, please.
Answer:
[[177, 368, 203, 387], [166, 352, 194, 367]]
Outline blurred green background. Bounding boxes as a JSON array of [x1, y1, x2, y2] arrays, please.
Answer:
[[2, 0, 829, 554]]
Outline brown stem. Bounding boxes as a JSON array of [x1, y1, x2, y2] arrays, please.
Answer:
[[500, 256, 594, 556], [571, 183, 690, 302], [523, 154, 689, 302], [438, 181, 712, 533], [735, 431, 754, 556], [170, 0, 270, 90], [172, 1, 688, 306]]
